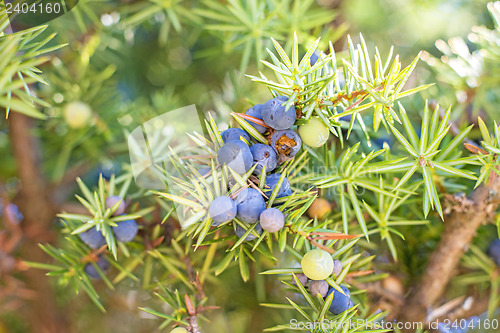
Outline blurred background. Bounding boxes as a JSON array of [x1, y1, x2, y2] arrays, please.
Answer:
[[0, 0, 498, 332]]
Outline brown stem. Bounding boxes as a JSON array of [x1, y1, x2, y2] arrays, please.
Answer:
[[399, 170, 500, 327], [9, 112, 71, 333]]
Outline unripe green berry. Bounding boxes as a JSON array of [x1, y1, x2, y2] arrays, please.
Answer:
[[64, 101, 92, 129], [298, 117, 330, 147], [170, 328, 189, 333], [301, 249, 334, 280]]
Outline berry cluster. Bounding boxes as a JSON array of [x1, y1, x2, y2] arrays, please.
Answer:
[[297, 249, 354, 315], [207, 95, 320, 238], [79, 195, 138, 279], [201, 95, 334, 238]]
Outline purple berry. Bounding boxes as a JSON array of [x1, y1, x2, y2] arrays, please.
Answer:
[[245, 104, 267, 134], [2, 203, 23, 223], [309, 280, 329, 298], [326, 286, 352, 315], [264, 173, 292, 199], [488, 239, 500, 266], [106, 195, 126, 216], [84, 256, 110, 279], [261, 97, 296, 130], [235, 222, 262, 241], [292, 273, 309, 287], [235, 188, 266, 224], [112, 219, 138, 242], [209, 196, 237, 226], [79, 227, 106, 249], [259, 208, 285, 232], [332, 259, 343, 276], [217, 140, 253, 175], [270, 130, 302, 158], [250, 143, 278, 175], [221, 128, 250, 143]]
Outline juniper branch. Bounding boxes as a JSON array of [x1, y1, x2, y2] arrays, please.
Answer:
[[400, 168, 500, 327], [8, 111, 71, 333]]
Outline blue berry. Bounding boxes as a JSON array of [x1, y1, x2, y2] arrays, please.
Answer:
[[0, 201, 23, 223], [112, 218, 138, 242], [217, 140, 253, 175], [106, 195, 126, 216], [259, 207, 285, 232], [222, 128, 250, 143], [488, 239, 500, 266], [326, 286, 353, 315], [245, 104, 267, 134], [264, 173, 292, 199], [234, 222, 262, 241], [235, 188, 266, 224], [270, 130, 302, 158], [198, 167, 211, 176], [250, 143, 278, 175], [308, 280, 329, 298], [84, 256, 110, 279], [310, 51, 319, 66], [96, 163, 121, 181], [79, 227, 106, 249], [261, 97, 296, 130], [373, 136, 393, 149], [339, 114, 351, 122], [209, 196, 237, 226]]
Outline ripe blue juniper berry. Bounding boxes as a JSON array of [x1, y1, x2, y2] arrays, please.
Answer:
[[259, 207, 285, 232], [250, 143, 278, 175], [264, 173, 292, 199], [112, 218, 138, 242], [234, 222, 262, 241], [105, 195, 126, 216], [245, 104, 267, 134], [209, 196, 237, 226], [84, 256, 110, 279], [261, 96, 296, 130], [488, 239, 500, 266], [270, 129, 302, 158], [309, 51, 320, 66], [221, 128, 250, 143], [217, 140, 253, 174], [326, 285, 354, 315], [79, 227, 106, 249], [235, 188, 266, 224], [372, 136, 393, 149], [0, 200, 24, 223], [197, 167, 211, 177]]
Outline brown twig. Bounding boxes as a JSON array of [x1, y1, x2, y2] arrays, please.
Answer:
[[8, 112, 71, 333], [399, 168, 500, 328]]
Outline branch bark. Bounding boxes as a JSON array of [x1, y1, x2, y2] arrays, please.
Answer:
[[399, 170, 500, 327], [9, 112, 71, 333]]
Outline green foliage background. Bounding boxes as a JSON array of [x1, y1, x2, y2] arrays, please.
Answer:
[[0, 0, 499, 332]]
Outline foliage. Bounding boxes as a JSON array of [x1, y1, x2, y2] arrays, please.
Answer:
[[1, 1, 500, 333]]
